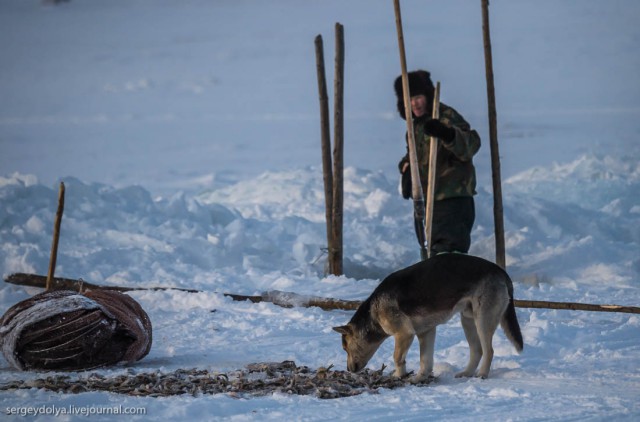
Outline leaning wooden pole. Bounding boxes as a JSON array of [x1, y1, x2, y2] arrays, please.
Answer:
[[424, 82, 440, 258], [481, 0, 506, 269], [393, 0, 427, 260], [331, 22, 345, 275], [46, 182, 65, 291], [314, 34, 335, 274]]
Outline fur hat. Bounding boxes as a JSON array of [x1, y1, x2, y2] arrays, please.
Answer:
[[394, 70, 435, 120]]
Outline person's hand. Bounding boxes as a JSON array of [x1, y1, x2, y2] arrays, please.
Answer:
[[423, 119, 455, 143]]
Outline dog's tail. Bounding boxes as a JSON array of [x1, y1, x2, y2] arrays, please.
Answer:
[[501, 299, 524, 352]]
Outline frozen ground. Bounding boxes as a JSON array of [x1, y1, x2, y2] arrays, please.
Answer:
[[1, 0, 639, 420]]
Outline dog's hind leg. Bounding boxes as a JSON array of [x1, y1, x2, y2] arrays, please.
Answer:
[[474, 311, 501, 379], [392, 333, 414, 377], [455, 313, 483, 378], [413, 328, 436, 382]]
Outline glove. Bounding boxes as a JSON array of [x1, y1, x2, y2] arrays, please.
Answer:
[[423, 119, 455, 143], [401, 167, 412, 199]]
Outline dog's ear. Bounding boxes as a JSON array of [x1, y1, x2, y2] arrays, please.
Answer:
[[333, 325, 352, 335]]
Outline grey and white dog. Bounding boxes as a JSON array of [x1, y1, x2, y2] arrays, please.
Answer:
[[334, 253, 523, 380]]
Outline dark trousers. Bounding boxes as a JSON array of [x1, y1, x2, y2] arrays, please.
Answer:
[[416, 196, 475, 255]]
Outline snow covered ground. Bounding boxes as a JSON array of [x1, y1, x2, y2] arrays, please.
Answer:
[[1, 0, 639, 420]]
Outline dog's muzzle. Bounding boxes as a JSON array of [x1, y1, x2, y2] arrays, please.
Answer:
[[347, 362, 363, 373]]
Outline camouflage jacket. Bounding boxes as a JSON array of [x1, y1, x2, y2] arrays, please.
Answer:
[[399, 103, 481, 200]]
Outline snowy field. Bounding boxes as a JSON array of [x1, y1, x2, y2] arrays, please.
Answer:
[[1, 0, 639, 420]]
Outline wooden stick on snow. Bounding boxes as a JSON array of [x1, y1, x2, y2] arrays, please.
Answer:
[[46, 182, 65, 291], [5, 273, 640, 315]]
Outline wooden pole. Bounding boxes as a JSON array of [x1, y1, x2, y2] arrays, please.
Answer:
[[393, 0, 427, 260], [314, 34, 335, 274], [424, 82, 440, 258], [512, 300, 640, 314], [46, 182, 65, 291], [331, 22, 345, 275], [7, 273, 640, 315], [481, 0, 506, 269]]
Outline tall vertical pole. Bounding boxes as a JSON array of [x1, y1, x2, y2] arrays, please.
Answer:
[[481, 0, 506, 268], [393, 0, 427, 260], [424, 82, 440, 258], [332, 23, 345, 275], [314, 35, 335, 274]]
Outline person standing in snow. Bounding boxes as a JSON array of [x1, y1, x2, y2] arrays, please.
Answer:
[[394, 70, 481, 256]]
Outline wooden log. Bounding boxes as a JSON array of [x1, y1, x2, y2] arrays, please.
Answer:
[[46, 182, 65, 290], [314, 34, 334, 275], [5, 273, 639, 315], [331, 22, 345, 276], [481, 0, 506, 269], [225, 292, 640, 315], [512, 300, 640, 315], [5, 273, 200, 294], [229, 291, 361, 312]]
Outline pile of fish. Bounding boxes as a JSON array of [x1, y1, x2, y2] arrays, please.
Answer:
[[0, 361, 434, 399]]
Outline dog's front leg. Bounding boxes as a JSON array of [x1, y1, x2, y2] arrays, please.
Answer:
[[392, 333, 414, 377], [413, 328, 436, 382]]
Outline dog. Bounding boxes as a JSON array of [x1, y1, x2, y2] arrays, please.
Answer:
[[333, 253, 523, 380]]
